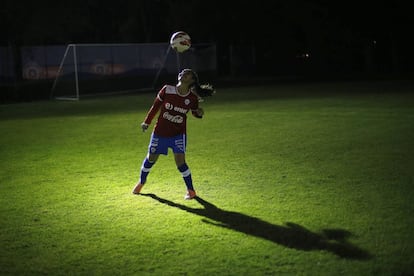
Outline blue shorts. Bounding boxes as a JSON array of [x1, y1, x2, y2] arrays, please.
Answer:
[[148, 133, 186, 155]]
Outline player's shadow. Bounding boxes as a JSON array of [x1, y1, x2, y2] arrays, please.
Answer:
[[141, 193, 371, 260]]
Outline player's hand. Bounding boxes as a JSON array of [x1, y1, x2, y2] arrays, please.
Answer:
[[195, 108, 204, 117], [141, 122, 149, 132]]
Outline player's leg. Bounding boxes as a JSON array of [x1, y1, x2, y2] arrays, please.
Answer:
[[140, 153, 159, 184], [132, 133, 166, 194], [171, 134, 196, 199], [174, 153, 196, 200], [132, 153, 159, 194]]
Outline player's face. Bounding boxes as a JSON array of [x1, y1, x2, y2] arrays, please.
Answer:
[[178, 71, 195, 85]]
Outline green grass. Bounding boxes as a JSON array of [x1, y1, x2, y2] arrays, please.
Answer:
[[1, 80, 414, 275]]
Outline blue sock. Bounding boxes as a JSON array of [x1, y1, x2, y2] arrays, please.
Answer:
[[140, 158, 155, 184], [178, 163, 194, 191]]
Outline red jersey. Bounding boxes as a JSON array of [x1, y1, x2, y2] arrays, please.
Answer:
[[144, 85, 201, 137]]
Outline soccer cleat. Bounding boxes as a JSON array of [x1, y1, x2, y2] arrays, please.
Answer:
[[132, 183, 144, 194], [184, 189, 196, 200]]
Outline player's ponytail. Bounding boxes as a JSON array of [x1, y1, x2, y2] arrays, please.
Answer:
[[190, 83, 216, 101], [187, 70, 216, 101], [178, 68, 216, 101]]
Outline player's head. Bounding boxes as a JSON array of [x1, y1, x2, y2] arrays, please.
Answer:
[[178, 69, 199, 85], [178, 68, 215, 101]]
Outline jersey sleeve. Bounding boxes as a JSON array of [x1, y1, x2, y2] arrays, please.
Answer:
[[143, 86, 166, 124]]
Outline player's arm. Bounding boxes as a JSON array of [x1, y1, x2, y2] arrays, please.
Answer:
[[141, 88, 165, 131], [191, 97, 204, 119]]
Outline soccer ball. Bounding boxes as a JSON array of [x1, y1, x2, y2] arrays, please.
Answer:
[[170, 31, 191, 53]]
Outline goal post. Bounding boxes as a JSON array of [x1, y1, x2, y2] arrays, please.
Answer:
[[50, 44, 80, 100], [50, 43, 217, 100]]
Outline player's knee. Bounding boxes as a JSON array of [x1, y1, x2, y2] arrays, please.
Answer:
[[174, 154, 186, 167]]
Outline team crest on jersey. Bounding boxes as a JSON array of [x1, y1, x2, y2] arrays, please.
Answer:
[[184, 99, 190, 105]]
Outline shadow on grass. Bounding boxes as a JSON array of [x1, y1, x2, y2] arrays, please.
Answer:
[[141, 193, 371, 260]]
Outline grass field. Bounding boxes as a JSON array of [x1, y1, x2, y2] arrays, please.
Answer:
[[1, 80, 414, 275]]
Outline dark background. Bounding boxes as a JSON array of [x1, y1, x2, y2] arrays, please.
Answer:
[[1, 0, 413, 101]]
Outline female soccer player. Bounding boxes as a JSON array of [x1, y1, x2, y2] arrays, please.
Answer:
[[132, 69, 215, 199]]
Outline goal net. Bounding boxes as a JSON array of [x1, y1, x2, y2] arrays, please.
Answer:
[[50, 43, 217, 100]]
